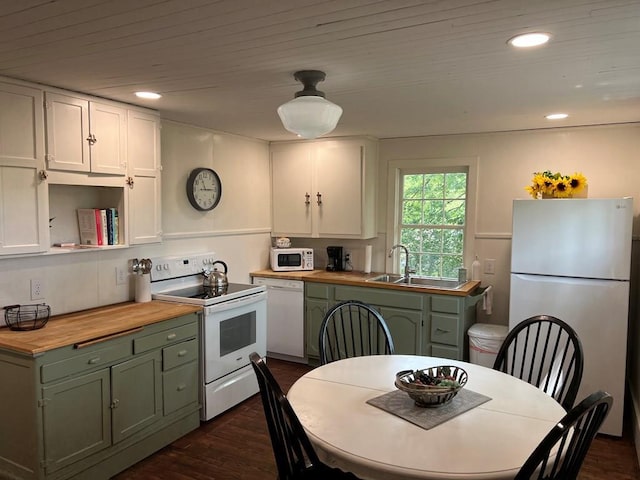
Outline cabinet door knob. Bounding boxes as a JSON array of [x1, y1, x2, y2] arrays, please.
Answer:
[[166, 333, 177, 340], [39, 170, 48, 180], [176, 384, 186, 392], [316, 192, 322, 205], [126, 176, 135, 188], [88, 357, 101, 364], [304, 192, 310, 205]]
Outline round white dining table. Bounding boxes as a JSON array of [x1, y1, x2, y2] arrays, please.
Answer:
[[287, 355, 567, 480]]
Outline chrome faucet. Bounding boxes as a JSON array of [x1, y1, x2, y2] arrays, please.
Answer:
[[388, 244, 415, 278]]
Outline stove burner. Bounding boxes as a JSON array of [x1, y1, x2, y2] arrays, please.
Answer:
[[191, 286, 228, 299]]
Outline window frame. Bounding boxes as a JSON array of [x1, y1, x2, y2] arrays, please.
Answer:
[[385, 156, 478, 277]]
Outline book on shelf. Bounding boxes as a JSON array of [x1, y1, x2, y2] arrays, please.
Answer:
[[77, 208, 101, 245], [100, 209, 108, 245], [111, 208, 119, 245], [77, 208, 119, 246], [106, 208, 119, 245]]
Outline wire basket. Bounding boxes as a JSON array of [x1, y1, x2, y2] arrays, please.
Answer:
[[4, 304, 50, 331], [395, 366, 468, 407]]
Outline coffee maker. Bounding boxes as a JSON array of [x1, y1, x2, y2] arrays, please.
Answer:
[[326, 246, 344, 271]]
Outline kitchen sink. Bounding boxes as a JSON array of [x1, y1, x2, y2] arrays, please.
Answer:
[[366, 273, 405, 283], [366, 274, 467, 290]]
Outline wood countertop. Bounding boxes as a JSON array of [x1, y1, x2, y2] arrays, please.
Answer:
[[250, 269, 480, 297], [0, 301, 201, 356]]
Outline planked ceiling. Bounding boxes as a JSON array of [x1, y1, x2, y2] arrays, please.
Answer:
[[0, 0, 639, 141]]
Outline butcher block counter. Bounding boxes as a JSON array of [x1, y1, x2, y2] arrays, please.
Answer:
[[0, 300, 201, 355], [250, 269, 480, 297]]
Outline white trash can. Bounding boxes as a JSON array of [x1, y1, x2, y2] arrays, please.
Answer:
[[468, 323, 509, 368]]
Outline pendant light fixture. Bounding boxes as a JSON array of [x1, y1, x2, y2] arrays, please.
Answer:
[[277, 70, 343, 139]]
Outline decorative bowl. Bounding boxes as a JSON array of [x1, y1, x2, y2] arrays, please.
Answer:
[[395, 365, 468, 407], [276, 237, 291, 248]]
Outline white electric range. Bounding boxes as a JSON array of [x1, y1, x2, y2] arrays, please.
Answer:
[[149, 253, 266, 421]]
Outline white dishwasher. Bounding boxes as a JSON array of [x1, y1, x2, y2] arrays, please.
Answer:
[[252, 277, 306, 362]]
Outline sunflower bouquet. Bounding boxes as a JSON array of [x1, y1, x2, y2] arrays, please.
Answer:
[[525, 171, 588, 199]]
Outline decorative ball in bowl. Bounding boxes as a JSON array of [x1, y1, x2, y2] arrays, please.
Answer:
[[395, 365, 468, 407]]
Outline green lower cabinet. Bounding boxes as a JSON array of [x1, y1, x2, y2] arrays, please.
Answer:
[[42, 370, 112, 473], [305, 283, 334, 361], [43, 351, 164, 474], [162, 338, 199, 417], [428, 294, 480, 361], [0, 313, 201, 480], [304, 282, 480, 364], [305, 298, 329, 360], [375, 306, 421, 355], [162, 362, 198, 416], [430, 344, 461, 360], [111, 351, 163, 444]]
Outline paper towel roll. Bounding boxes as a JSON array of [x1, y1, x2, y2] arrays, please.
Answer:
[[135, 273, 151, 303], [364, 245, 372, 273]]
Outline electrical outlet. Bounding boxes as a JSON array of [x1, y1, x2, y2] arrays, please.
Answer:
[[484, 259, 496, 275], [344, 252, 351, 263], [116, 267, 128, 285], [31, 278, 45, 300]]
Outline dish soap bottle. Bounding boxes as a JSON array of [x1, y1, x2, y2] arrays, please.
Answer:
[[471, 256, 481, 281]]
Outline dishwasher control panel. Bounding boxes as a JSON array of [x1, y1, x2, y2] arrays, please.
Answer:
[[253, 277, 303, 289]]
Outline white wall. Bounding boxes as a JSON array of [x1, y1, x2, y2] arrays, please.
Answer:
[[0, 122, 272, 317], [161, 121, 272, 237]]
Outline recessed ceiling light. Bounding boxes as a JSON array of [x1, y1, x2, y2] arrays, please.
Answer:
[[508, 32, 551, 48], [545, 113, 569, 120], [135, 91, 162, 100]]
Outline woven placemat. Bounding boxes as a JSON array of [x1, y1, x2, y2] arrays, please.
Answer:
[[366, 389, 491, 430]]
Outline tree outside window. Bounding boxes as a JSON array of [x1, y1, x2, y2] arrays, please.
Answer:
[[399, 171, 467, 279]]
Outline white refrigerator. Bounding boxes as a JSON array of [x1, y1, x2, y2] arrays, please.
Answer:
[[509, 197, 633, 436]]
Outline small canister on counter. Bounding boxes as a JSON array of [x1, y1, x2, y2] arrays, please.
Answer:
[[458, 267, 468, 282], [135, 274, 151, 302]]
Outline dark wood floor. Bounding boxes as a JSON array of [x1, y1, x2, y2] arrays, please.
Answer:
[[113, 358, 639, 480]]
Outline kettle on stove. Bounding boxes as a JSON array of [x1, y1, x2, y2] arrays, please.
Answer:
[[202, 260, 229, 294]]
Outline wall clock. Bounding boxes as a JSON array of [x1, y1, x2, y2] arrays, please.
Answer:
[[186, 167, 222, 211]]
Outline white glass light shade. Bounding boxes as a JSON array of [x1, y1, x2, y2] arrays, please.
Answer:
[[277, 96, 343, 139]]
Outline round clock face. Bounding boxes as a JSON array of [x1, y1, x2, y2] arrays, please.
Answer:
[[186, 168, 222, 211]]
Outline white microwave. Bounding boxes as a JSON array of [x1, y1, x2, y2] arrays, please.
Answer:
[[270, 248, 314, 271]]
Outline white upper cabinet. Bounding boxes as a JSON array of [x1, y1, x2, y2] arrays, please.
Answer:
[[271, 142, 313, 236], [271, 137, 378, 239], [0, 82, 49, 255], [45, 92, 127, 175], [127, 110, 162, 244], [89, 101, 127, 175]]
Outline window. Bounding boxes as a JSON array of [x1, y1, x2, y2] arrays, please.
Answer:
[[399, 170, 467, 278], [387, 157, 476, 281]]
